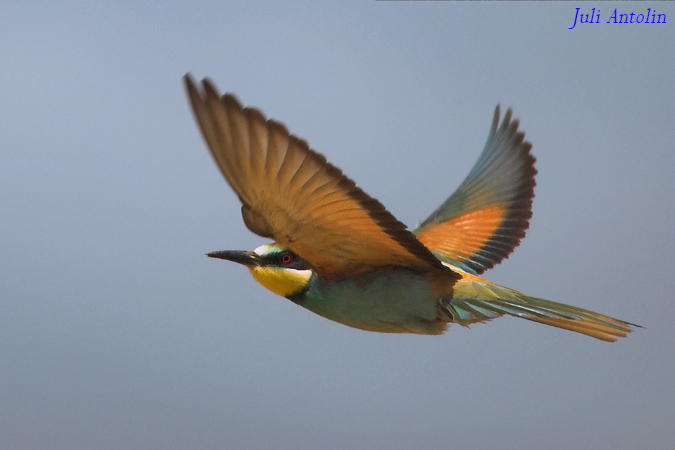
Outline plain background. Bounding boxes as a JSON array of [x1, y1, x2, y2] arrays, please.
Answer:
[[2, 1, 674, 449]]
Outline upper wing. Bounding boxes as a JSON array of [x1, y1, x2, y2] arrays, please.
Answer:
[[413, 106, 536, 275], [185, 74, 451, 278]]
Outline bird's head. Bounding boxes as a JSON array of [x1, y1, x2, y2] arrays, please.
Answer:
[[207, 243, 313, 299]]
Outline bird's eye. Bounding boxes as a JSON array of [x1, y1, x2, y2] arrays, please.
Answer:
[[281, 253, 293, 264]]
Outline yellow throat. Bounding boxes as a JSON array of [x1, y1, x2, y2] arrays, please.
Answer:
[[248, 266, 312, 298]]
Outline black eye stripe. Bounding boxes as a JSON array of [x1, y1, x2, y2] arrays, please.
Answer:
[[261, 250, 311, 270]]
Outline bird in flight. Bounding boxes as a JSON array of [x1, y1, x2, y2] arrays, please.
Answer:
[[184, 74, 637, 342]]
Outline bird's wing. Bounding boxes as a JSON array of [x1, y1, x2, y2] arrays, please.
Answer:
[[442, 272, 635, 342], [185, 75, 452, 278], [413, 106, 536, 275]]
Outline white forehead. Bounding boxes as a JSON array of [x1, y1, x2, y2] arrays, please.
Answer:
[[253, 243, 277, 256]]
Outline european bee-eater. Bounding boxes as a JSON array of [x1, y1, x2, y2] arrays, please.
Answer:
[[185, 74, 637, 342]]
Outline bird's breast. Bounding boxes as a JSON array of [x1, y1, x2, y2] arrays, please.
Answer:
[[299, 269, 449, 335]]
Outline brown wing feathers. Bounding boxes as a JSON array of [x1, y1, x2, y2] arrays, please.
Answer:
[[184, 74, 450, 277]]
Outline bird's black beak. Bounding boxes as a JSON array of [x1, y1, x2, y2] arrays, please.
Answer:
[[207, 250, 260, 267]]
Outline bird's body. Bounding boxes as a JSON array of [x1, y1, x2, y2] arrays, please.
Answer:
[[298, 267, 445, 335], [185, 74, 637, 342]]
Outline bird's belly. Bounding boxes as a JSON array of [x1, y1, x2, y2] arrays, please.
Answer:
[[300, 270, 446, 335]]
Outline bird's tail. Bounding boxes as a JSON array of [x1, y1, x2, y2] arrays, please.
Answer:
[[444, 276, 639, 342]]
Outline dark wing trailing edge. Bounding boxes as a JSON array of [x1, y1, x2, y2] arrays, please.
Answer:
[[414, 106, 536, 274], [184, 74, 456, 280]]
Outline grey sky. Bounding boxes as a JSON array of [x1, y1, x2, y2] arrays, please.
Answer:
[[2, 1, 674, 449]]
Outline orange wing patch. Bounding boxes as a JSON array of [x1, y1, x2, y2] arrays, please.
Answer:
[[416, 205, 506, 265]]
